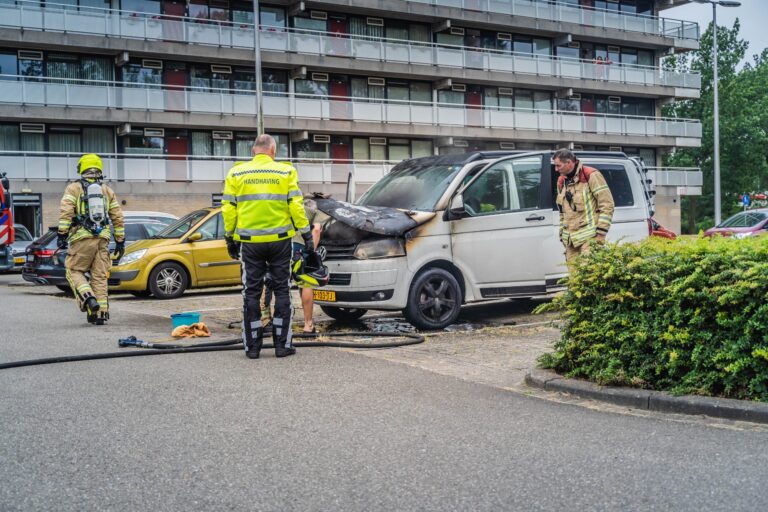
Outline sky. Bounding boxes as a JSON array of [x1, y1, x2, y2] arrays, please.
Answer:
[[664, 0, 768, 66]]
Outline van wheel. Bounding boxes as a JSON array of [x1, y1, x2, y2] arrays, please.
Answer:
[[148, 262, 188, 299], [320, 306, 367, 321], [403, 268, 461, 330]]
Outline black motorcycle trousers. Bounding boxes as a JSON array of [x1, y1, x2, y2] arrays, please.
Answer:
[[240, 239, 293, 355]]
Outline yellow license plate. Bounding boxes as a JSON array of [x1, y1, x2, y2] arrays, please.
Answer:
[[313, 290, 336, 302], [14, 257, 24, 264]]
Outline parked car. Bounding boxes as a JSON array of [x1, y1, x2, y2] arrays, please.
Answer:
[[22, 213, 178, 291], [109, 207, 240, 299], [9, 223, 33, 270], [650, 218, 677, 240], [315, 151, 655, 329], [703, 209, 768, 239]]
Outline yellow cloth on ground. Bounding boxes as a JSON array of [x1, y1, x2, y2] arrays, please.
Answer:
[[171, 322, 211, 338]]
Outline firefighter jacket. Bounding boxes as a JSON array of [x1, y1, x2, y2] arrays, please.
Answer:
[[58, 181, 125, 244], [221, 154, 310, 244], [555, 161, 615, 248]]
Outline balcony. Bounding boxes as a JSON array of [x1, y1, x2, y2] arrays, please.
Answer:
[[0, 76, 702, 142], [0, 152, 396, 184], [261, 28, 701, 91], [646, 167, 703, 188], [1, 0, 700, 58], [404, 0, 699, 40]]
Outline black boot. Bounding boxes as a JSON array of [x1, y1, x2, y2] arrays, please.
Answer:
[[85, 296, 100, 324], [274, 338, 296, 358], [245, 337, 263, 359], [94, 311, 108, 326], [243, 322, 264, 360]]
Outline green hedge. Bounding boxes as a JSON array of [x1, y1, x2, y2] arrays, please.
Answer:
[[537, 236, 768, 401]]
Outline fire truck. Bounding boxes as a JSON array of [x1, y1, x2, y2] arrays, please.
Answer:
[[0, 172, 15, 271]]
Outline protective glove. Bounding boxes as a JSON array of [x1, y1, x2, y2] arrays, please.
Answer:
[[225, 236, 241, 260], [113, 240, 125, 261], [301, 230, 316, 255], [56, 233, 68, 250]]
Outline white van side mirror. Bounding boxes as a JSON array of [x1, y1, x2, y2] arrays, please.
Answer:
[[446, 194, 466, 220]]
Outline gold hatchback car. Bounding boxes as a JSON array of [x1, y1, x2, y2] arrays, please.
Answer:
[[109, 207, 241, 299]]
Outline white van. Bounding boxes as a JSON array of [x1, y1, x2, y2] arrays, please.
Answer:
[[314, 151, 654, 329]]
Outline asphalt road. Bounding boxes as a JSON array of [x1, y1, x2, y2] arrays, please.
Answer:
[[1, 275, 767, 511]]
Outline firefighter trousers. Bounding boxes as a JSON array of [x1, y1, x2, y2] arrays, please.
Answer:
[[65, 237, 111, 312], [240, 239, 293, 353]]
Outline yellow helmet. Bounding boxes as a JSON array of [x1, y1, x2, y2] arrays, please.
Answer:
[[77, 153, 103, 175]]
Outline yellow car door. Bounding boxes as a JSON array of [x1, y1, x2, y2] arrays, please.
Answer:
[[189, 212, 241, 285]]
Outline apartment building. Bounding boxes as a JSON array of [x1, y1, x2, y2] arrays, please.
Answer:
[[0, 0, 702, 235]]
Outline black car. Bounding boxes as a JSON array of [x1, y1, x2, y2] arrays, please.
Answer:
[[22, 219, 172, 292]]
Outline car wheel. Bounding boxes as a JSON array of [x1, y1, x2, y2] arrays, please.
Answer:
[[320, 305, 367, 321], [130, 290, 153, 298], [148, 262, 188, 299], [56, 284, 74, 296], [403, 268, 461, 330]]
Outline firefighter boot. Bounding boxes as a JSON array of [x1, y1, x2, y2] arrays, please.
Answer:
[[85, 296, 100, 324], [94, 311, 109, 326]]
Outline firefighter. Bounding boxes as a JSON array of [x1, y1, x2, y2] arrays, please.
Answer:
[[58, 154, 125, 325], [222, 134, 313, 359], [554, 148, 615, 262]]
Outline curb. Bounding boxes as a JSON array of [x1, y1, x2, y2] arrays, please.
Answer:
[[525, 368, 768, 424]]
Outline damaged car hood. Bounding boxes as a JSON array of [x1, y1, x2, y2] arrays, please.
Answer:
[[315, 197, 435, 236]]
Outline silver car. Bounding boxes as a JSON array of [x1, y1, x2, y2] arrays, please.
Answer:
[[10, 223, 33, 271]]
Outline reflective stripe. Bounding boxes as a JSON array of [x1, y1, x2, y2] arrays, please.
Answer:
[[296, 225, 311, 234], [236, 225, 294, 237], [592, 185, 609, 194], [222, 194, 237, 204], [583, 188, 595, 228], [236, 193, 289, 202], [62, 194, 77, 204], [288, 189, 302, 198]]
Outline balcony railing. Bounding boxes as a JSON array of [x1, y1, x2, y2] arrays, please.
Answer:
[[405, 0, 699, 40], [0, 76, 702, 140], [0, 152, 397, 184], [261, 27, 701, 90], [646, 167, 703, 188], [0, 0, 700, 60]]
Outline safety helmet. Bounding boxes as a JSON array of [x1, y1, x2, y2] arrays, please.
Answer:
[[292, 249, 329, 288], [77, 153, 103, 175]]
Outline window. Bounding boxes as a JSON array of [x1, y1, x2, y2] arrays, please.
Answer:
[[464, 155, 542, 216], [514, 90, 534, 110], [556, 45, 579, 60], [232, 0, 254, 24], [18, 57, 43, 80], [120, 0, 161, 15], [293, 16, 326, 32], [295, 78, 328, 97], [534, 91, 552, 111], [124, 223, 145, 242], [83, 127, 114, 153], [410, 82, 431, 103], [591, 164, 634, 207], [209, 0, 229, 23], [0, 52, 17, 79], [49, 126, 81, 153], [293, 140, 329, 159], [513, 37, 533, 55], [0, 124, 19, 151], [438, 90, 464, 105], [387, 82, 409, 102], [189, 0, 209, 22], [262, 69, 287, 94], [388, 138, 410, 162], [235, 132, 256, 157], [196, 213, 220, 241], [261, 6, 285, 28], [191, 131, 212, 156], [533, 38, 551, 57], [124, 129, 164, 155], [411, 140, 433, 158], [233, 68, 255, 93], [122, 62, 162, 86]]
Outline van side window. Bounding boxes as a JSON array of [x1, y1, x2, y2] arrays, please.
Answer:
[[464, 156, 542, 216], [549, 163, 635, 208]]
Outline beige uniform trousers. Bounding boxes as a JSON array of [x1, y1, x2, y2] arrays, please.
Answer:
[[65, 237, 111, 312]]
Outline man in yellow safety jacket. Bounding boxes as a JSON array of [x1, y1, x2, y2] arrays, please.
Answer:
[[221, 134, 312, 359], [58, 153, 125, 325], [554, 148, 615, 263]]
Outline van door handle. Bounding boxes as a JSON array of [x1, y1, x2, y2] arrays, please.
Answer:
[[525, 215, 546, 221]]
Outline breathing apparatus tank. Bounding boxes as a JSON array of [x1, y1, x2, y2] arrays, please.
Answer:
[[79, 180, 108, 236]]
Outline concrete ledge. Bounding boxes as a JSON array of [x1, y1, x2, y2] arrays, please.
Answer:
[[525, 369, 768, 424]]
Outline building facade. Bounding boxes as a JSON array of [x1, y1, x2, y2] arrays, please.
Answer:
[[0, 0, 702, 235]]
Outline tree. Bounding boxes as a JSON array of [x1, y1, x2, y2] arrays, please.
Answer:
[[663, 20, 768, 233]]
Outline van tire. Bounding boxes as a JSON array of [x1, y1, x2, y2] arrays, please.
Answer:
[[404, 268, 461, 330], [320, 305, 367, 321], [148, 262, 188, 299]]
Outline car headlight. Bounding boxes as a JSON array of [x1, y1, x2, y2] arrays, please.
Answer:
[[354, 238, 406, 260], [118, 249, 147, 265], [733, 232, 752, 239]]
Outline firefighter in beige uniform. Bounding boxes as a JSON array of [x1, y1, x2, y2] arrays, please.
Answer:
[[57, 154, 125, 325], [553, 149, 615, 262]]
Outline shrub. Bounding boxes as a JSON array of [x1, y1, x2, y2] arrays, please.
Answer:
[[537, 236, 768, 401]]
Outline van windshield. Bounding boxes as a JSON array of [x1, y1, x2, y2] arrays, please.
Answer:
[[358, 162, 465, 211]]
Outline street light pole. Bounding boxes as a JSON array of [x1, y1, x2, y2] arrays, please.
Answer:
[[252, 0, 264, 136], [694, 0, 740, 225], [712, 1, 721, 225]]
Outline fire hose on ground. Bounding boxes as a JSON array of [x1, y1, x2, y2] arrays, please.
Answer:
[[0, 331, 425, 371]]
